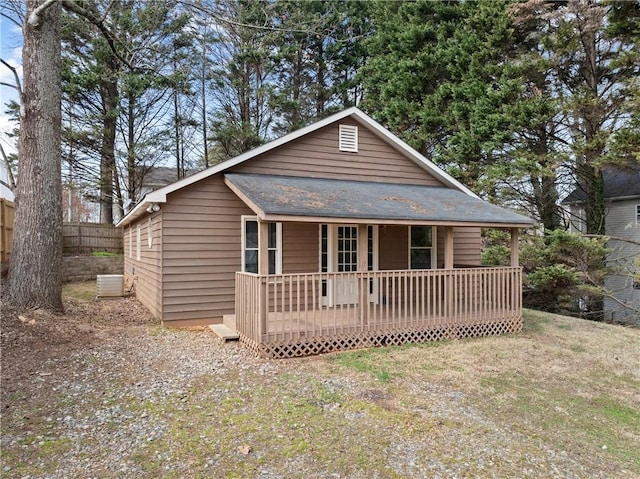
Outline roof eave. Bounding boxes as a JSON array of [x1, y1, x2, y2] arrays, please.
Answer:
[[259, 213, 533, 228], [115, 190, 167, 228]]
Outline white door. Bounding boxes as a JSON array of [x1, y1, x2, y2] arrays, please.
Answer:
[[334, 225, 359, 305], [321, 225, 378, 306]]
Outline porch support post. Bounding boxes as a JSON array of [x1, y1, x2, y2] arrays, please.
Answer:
[[444, 226, 454, 269], [510, 228, 519, 267], [443, 226, 454, 319], [258, 220, 269, 339], [258, 220, 269, 275], [357, 224, 369, 324]]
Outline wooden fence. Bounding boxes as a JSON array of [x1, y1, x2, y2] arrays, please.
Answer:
[[1, 198, 14, 264], [63, 222, 123, 254]]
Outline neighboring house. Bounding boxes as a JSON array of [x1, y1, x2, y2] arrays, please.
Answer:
[[117, 108, 533, 358], [135, 167, 197, 202], [563, 167, 640, 323]]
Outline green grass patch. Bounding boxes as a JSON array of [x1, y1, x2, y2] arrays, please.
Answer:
[[91, 251, 124, 258], [521, 308, 552, 334], [600, 399, 640, 427], [62, 281, 96, 302], [477, 372, 640, 472], [331, 349, 397, 383]]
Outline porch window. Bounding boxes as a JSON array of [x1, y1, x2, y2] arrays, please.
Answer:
[[242, 216, 281, 274], [409, 226, 434, 269]]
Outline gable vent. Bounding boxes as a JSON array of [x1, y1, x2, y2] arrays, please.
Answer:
[[339, 124, 358, 152]]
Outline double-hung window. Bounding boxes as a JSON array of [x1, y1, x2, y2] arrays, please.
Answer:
[[242, 216, 281, 274], [409, 226, 434, 269]]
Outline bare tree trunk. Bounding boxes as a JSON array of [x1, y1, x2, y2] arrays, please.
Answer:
[[5, 0, 63, 311], [99, 57, 118, 225]]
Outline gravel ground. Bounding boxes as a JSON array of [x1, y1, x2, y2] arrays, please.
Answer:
[[1, 291, 638, 478]]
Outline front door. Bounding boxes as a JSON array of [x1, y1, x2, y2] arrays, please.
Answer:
[[321, 225, 378, 306], [334, 225, 358, 304]]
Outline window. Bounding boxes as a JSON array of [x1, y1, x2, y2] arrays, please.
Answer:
[[147, 218, 153, 248], [128, 226, 133, 258], [409, 226, 434, 269], [242, 216, 281, 274], [636, 204, 640, 227], [339, 124, 358, 152], [136, 225, 141, 261]]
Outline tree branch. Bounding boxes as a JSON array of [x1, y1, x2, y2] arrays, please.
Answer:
[[0, 142, 17, 190], [0, 11, 23, 29], [0, 59, 23, 104], [26, 0, 57, 27], [583, 234, 640, 247], [61, 0, 133, 71]]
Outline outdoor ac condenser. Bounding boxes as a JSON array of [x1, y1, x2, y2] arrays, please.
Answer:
[[96, 274, 124, 297]]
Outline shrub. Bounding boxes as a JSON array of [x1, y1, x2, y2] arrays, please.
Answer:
[[520, 230, 609, 318]]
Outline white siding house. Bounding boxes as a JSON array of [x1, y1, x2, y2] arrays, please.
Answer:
[[563, 168, 640, 323]]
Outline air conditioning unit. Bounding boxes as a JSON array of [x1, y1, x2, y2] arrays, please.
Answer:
[[96, 274, 124, 297]]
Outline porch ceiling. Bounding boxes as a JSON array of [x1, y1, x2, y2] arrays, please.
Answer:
[[224, 173, 534, 227]]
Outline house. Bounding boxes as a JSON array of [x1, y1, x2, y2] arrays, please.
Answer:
[[563, 167, 640, 323], [116, 108, 534, 358], [136, 167, 197, 203]]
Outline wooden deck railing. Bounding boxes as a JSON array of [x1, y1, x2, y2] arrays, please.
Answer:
[[235, 267, 522, 357]]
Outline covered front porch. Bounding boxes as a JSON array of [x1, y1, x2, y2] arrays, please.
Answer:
[[234, 266, 522, 358], [224, 173, 532, 358]]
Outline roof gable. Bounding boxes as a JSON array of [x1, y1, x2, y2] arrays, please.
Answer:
[[117, 108, 477, 227], [227, 118, 445, 186]]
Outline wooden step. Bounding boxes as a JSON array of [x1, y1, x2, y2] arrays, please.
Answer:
[[209, 324, 240, 341]]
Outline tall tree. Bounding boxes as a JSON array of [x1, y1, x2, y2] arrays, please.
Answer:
[[208, 0, 275, 161], [511, 0, 639, 235], [361, 1, 521, 195], [5, 0, 63, 310]]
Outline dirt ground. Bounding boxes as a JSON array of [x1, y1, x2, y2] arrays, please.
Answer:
[[1, 283, 639, 478]]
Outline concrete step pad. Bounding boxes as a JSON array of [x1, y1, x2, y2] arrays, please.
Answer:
[[209, 324, 240, 341]]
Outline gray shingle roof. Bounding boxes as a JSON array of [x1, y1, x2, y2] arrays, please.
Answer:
[[225, 174, 533, 226], [562, 167, 640, 204]]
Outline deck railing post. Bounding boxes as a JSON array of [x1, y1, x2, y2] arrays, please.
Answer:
[[357, 224, 369, 325], [258, 276, 267, 340]]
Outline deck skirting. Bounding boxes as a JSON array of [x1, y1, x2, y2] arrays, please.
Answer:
[[240, 316, 522, 359]]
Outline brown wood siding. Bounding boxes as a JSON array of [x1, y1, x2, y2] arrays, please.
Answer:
[[379, 226, 408, 270], [453, 226, 481, 266], [228, 121, 444, 186], [161, 174, 254, 324], [124, 213, 162, 319], [382, 225, 480, 270], [282, 223, 319, 274]]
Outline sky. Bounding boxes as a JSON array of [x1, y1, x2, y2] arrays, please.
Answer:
[[0, 11, 23, 160]]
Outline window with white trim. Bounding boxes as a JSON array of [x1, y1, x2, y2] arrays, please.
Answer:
[[136, 225, 141, 261], [409, 226, 435, 269], [242, 216, 281, 274], [147, 218, 153, 248], [129, 226, 133, 258], [339, 124, 358, 152]]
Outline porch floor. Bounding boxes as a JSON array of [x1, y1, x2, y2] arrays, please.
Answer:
[[226, 302, 518, 340]]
